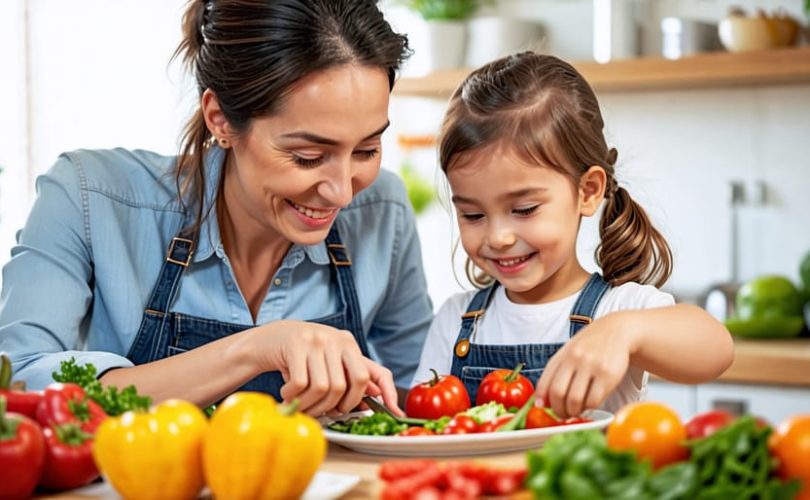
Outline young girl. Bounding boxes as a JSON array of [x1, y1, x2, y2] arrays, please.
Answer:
[[413, 52, 733, 418]]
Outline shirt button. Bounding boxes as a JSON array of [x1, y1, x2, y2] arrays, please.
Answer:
[[273, 278, 282, 286]]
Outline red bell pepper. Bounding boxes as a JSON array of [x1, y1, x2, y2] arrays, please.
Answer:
[[0, 354, 43, 419], [36, 382, 107, 434], [39, 423, 100, 491], [0, 395, 46, 499]]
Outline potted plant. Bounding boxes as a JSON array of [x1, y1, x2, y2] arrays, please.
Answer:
[[400, 0, 492, 71]]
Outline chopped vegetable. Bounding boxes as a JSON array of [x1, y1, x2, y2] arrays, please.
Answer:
[[52, 358, 151, 416], [463, 401, 507, 425], [327, 413, 408, 436]]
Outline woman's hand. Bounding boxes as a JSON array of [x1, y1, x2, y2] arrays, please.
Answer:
[[534, 312, 638, 419], [249, 320, 399, 416]]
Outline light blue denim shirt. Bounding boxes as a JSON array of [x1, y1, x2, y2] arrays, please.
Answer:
[[0, 147, 432, 389]]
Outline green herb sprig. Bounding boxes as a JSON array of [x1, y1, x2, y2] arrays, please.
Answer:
[[52, 357, 151, 416]]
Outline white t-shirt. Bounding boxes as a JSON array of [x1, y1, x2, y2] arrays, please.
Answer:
[[412, 281, 675, 414]]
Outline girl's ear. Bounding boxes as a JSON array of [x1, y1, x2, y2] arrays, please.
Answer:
[[201, 89, 234, 143], [579, 166, 607, 216]]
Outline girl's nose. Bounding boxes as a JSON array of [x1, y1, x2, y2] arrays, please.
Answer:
[[487, 225, 517, 249], [317, 159, 353, 208]]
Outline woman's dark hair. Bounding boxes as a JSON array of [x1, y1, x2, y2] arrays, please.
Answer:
[[439, 52, 672, 288], [173, 0, 411, 235]]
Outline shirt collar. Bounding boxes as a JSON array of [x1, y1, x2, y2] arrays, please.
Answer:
[[190, 146, 331, 267]]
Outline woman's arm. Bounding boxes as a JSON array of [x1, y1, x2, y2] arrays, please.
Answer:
[[100, 321, 396, 414]]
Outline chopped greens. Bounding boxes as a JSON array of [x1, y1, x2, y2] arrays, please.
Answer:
[[463, 401, 508, 424], [52, 357, 151, 416], [327, 413, 407, 436]]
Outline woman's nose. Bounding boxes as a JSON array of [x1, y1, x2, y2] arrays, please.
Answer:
[[318, 160, 354, 208]]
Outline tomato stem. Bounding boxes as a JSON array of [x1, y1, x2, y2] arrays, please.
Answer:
[[504, 363, 525, 383], [429, 368, 441, 388], [0, 354, 11, 389], [0, 396, 20, 439]]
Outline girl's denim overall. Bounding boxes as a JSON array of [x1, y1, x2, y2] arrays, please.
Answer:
[[450, 273, 610, 403], [127, 226, 368, 399]]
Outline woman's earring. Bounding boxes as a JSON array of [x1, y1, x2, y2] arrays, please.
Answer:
[[218, 137, 229, 148]]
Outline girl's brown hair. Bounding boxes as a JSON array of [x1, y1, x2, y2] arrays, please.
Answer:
[[173, 0, 411, 235], [439, 52, 672, 288]]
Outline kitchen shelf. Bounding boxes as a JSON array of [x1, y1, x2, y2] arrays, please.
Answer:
[[717, 338, 810, 387], [393, 46, 810, 97]]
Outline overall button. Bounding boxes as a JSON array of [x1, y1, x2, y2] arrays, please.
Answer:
[[273, 278, 282, 286]]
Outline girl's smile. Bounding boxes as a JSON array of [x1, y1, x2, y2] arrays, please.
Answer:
[[488, 252, 538, 275]]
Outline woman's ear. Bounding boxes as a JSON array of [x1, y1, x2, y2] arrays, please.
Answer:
[[201, 89, 233, 144], [579, 166, 607, 216]]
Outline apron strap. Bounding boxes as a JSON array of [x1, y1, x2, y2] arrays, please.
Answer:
[[568, 273, 611, 337]]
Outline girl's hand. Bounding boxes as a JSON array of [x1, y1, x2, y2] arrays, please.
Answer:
[[249, 320, 397, 416], [534, 313, 638, 419]]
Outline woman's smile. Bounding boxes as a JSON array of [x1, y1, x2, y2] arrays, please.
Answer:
[[285, 199, 338, 228]]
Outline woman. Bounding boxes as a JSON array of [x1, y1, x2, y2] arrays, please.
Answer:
[[0, 0, 432, 416]]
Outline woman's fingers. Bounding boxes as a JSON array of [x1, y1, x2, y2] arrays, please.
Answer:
[[335, 346, 370, 414], [366, 359, 402, 416], [304, 345, 349, 416], [279, 341, 310, 402]]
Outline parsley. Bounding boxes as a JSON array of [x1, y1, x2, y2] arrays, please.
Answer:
[[52, 358, 151, 416]]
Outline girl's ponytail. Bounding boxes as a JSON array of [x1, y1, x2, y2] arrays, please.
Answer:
[[597, 182, 672, 288]]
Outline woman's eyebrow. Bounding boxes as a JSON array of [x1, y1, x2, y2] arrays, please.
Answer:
[[280, 121, 391, 145]]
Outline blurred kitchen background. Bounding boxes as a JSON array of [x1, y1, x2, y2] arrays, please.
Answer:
[[1, 0, 809, 421]]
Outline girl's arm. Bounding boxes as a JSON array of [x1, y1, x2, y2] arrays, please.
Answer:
[[619, 303, 734, 383], [535, 304, 733, 418]]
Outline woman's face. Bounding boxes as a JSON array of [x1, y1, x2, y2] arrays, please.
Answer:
[[222, 65, 391, 246]]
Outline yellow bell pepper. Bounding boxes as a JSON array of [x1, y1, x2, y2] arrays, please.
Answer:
[[92, 399, 207, 500], [203, 392, 326, 500]]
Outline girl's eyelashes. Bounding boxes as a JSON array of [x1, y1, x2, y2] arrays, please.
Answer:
[[513, 205, 540, 216], [459, 213, 484, 221]]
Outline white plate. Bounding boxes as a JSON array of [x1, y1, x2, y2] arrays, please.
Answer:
[[323, 409, 613, 457], [65, 471, 360, 500]]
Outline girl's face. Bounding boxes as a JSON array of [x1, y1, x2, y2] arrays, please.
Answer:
[[217, 65, 391, 247], [448, 143, 595, 304]]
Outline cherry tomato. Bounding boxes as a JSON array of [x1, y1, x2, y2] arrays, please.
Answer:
[[526, 407, 561, 429], [397, 427, 435, 437], [442, 414, 478, 435], [770, 414, 810, 500], [379, 459, 437, 481], [475, 363, 534, 409], [685, 410, 736, 439], [406, 369, 470, 420], [606, 401, 688, 469], [477, 414, 515, 433]]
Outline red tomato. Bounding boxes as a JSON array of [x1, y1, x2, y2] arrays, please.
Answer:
[[475, 363, 534, 409], [685, 410, 736, 439], [397, 427, 435, 437], [0, 399, 46, 500], [406, 370, 470, 420], [39, 424, 100, 491], [770, 414, 810, 500], [477, 414, 514, 433], [442, 414, 478, 435], [526, 407, 561, 429], [379, 459, 437, 481], [606, 401, 688, 469]]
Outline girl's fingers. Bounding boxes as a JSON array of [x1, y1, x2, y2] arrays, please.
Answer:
[[564, 371, 593, 417], [534, 355, 561, 408], [583, 379, 607, 411], [546, 364, 575, 419]]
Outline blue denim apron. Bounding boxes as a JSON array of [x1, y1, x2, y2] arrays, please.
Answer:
[[127, 225, 368, 399], [450, 273, 610, 403]]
